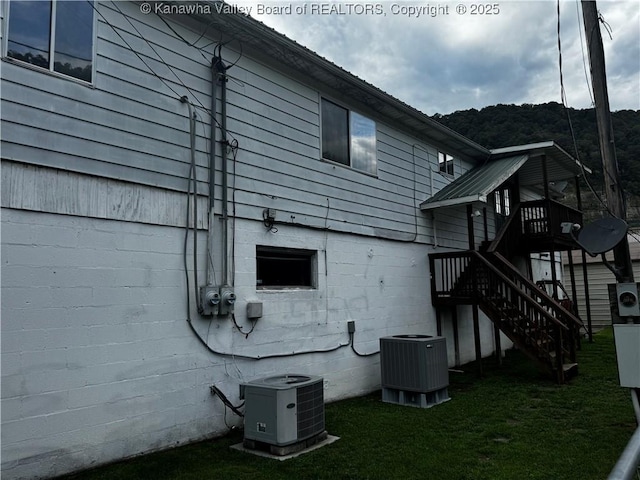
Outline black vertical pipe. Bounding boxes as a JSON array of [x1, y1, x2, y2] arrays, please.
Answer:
[[575, 177, 593, 341], [212, 55, 229, 286], [467, 204, 482, 375], [568, 252, 579, 317], [452, 306, 460, 367], [209, 60, 217, 210]]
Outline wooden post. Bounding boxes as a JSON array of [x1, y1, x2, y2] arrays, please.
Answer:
[[568, 252, 579, 317], [473, 305, 483, 376], [550, 248, 560, 300], [494, 322, 502, 366], [575, 177, 593, 341], [542, 155, 550, 200], [467, 204, 482, 375], [483, 207, 488, 243], [452, 306, 461, 367], [467, 204, 476, 251]]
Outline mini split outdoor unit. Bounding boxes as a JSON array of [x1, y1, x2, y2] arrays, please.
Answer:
[[380, 335, 450, 408], [240, 374, 324, 447]]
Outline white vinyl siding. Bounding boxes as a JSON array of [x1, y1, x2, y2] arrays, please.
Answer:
[[1, 1, 474, 245]]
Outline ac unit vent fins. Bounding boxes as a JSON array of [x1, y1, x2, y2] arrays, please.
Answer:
[[296, 380, 325, 439]]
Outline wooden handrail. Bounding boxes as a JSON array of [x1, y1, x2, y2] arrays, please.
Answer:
[[470, 251, 570, 331], [520, 197, 581, 213], [486, 203, 521, 254], [490, 251, 584, 329]]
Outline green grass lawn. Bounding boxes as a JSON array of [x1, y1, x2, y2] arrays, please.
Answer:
[[61, 328, 637, 480]]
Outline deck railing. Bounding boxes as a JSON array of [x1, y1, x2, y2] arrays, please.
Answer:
[[521, 199, 583, 238], [429, 249, 584, 381], [429, 251, 474, 305]]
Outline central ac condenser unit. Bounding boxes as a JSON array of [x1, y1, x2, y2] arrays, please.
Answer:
[[240, 374, 324, 447], [380, 335, 449, 408]]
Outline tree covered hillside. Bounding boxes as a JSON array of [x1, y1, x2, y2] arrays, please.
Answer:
[[433, 103, 640, 225]]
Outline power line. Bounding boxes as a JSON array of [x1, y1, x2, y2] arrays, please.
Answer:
[[89, 1, 184, 101], [110, 1, 211, 116], [556, 0, 613, 218], [575, 0, 595, 107]]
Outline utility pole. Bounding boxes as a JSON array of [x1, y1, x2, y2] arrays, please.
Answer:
[[581, 0, 634, 283], [582, 3, 640, 477]]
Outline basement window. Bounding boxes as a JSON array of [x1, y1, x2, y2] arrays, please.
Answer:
[[6, 0, 95, 83], [256, 246, 317, 289], [321, 98, 377, 175], [438, 152, 454, 176]]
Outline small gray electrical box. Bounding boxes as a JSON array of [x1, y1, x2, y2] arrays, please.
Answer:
[[247, 302, 263, 319]]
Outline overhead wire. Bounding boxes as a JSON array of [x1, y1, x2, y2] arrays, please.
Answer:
[[110, 1, 211, 116], [575, 0, 595, 106], [582, 4, 625, 200], [98, 0, 361, 362], [106, 0, 249, 294], [89, 1, 183, 101], [103, 1, 243, 149], [556, 0, 615, 218]]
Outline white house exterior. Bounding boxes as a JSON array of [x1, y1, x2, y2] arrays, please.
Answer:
[[0, 2, 582, 478]]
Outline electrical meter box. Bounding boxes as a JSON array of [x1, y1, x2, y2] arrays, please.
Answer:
[[616, 283, 640, 317]]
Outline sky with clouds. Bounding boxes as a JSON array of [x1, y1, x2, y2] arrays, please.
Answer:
[[239, 0, 639, 115]]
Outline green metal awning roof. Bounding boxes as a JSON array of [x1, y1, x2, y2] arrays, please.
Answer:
[[419, 142, 592, 211], [420, 155, 528, 211]]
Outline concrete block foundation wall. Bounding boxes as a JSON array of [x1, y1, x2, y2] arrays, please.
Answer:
[[1, 165, 500, 479]]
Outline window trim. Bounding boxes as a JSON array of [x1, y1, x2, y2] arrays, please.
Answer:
[[3, 0, 97, 85], [320, 96, 378, 177]]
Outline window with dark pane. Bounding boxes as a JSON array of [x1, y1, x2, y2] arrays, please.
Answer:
[[54, 1, 94, 82], [7, 0, 94, 82], [321, 98, 377, 175], [321, 98, 350, 166], [256, 246, 317, 289], [7, 1, 52, 69], [438, 152, 454, 176]]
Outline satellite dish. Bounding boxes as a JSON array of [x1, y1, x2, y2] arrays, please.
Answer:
[[575, 217, 628, 256]]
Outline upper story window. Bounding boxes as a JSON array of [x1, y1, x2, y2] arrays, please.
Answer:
[[438, 152, 454, 176], [6, 0, 95, 83], [321, 98, 377, 175]]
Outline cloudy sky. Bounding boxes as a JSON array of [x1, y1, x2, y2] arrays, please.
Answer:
[[237, 0, 639, 115]]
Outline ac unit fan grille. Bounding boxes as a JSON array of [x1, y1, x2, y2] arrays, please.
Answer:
[[296, 380, 324, 439]]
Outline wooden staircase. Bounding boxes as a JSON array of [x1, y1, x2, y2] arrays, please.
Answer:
[[429, 202, 584, 383], [473, 251, 580, 382]]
